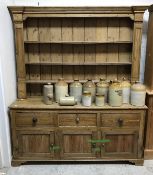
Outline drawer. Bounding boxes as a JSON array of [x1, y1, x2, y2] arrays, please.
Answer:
[[15, 112, 55, 127], [58, 113, 97, 127], [100, 113, 140, 128]]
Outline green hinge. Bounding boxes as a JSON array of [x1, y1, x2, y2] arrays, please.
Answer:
[[50, 145, 60, 152], [88, 139, 111, 143]]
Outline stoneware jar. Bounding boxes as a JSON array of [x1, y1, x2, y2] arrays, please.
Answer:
[[121, 78, 131, 104], [43, 83, 53, 105], [95, 94, 105, 107], [109, 80, 123, 107], [83, 79, 96, 102], [82, 91, 92, 107], [55, 78, 68, 103], [70, 79, 82, 103], [131, 81, 146, 107], [59, 96, 77, 106], [96, 78, 109, 103]]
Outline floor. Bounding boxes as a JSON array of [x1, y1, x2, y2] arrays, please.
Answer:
[[1, 160, 153, 175]]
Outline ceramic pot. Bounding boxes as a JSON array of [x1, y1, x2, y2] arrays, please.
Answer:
[[95, 94, 105, 107], [109, 80, 123, 107], [70, 79, 82, 103], [82, 91, 92, 107], [83, 79, 96, 102], [55, 78, 68, 102], [131, 81, 146, 107], [59, 96, 77, 106], [121, 78, 131, 104], [43, 83, 53, 105], [96, 78, 109, 103]]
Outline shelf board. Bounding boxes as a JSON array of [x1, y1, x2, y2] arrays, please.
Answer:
[[25, 62, 132, 66], [24, 41, 133, 44], [26, 80, 100, 84], [10, 97, 148, 110]]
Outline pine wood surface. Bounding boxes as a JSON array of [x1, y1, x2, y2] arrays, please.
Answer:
[[10, 107, 146, 165], [9, 97, 148, 110], [144, 6, 153, 159], [8, 6, 147, 165], [8, 6, 147, 98]]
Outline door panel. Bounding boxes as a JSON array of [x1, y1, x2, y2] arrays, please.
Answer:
[[16, 131, 58, 159], [101, 130, 138, 159], [59, 130, 98, 159]]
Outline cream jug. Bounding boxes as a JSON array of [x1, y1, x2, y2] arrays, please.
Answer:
[[96, 78, 109, 103], [121, 78, 131, 104], [83, 79, 96, 102], [43, 83, 53, 105], [55, 78, 68, 102], [109, 80, 123, 107], [59, 96, 77, 106], [82, 91, 92, 107], [131, 81, 146, 106], [70, 79, 82, 103]]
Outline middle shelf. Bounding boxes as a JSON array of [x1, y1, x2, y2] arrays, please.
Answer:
[[25, 62, 132, 65]]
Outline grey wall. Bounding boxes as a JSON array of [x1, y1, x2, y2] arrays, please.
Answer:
[[0, 0, 16, 168]]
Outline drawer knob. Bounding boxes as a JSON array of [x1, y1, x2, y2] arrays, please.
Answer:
[[117, 118, 123, 127], [75, 117, 80, 124], [32, 117, 38, 126]]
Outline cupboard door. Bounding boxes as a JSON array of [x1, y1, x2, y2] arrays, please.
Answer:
[[59, 130, 99, 159], [15, 131, 59, 159], [101, 130, 138, 159]]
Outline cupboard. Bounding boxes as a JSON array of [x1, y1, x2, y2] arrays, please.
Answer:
[[8, 6, 147, 166]]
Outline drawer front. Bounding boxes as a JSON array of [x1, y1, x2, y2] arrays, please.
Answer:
[[15, 112, 55, 127], [101, 113, 140, 128], [58, 113, 97, 127]]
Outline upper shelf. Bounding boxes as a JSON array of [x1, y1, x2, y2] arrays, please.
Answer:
[[25, 62, 132, 66], [24, 41, 133, 44]]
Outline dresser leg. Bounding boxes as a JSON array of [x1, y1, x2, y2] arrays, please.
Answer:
[[11, 160, 25, 166], [132, 159, 144, 166]]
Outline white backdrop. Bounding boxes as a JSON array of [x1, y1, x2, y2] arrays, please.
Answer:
[[0, 0, 153, 168]]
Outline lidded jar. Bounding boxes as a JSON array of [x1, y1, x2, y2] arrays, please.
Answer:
[[83, 79, 96, 102], [70, 79, 82, 103], [121, 77, 131, 104], [82, 91, 92, 107], [96, 78, 109, 103], [55, 78, 68, 103], [131, 81, 146, 107], [109, 80, 123, 107]]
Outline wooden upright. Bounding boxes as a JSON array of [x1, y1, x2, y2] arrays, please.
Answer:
[[144, 5, 153, 159], [8, 6, 147, 166]]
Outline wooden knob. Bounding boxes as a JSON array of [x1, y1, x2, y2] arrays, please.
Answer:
[[117, 118, 123, 127], [75, 117, 80, 124], [32, 117, 38, 126]]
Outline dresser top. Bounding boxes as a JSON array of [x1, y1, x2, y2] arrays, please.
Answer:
[[9, 98, 148, 110]]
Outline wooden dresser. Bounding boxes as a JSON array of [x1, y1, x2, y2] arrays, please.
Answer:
[[144, 4, 153, 159], [8, 6, 147, 166]]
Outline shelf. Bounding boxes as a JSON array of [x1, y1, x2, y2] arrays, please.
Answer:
[[25, 62, 132, 66], [24, 41, 133, 44], [26, 80, 99, 84], [9, 97, 148, 110]]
